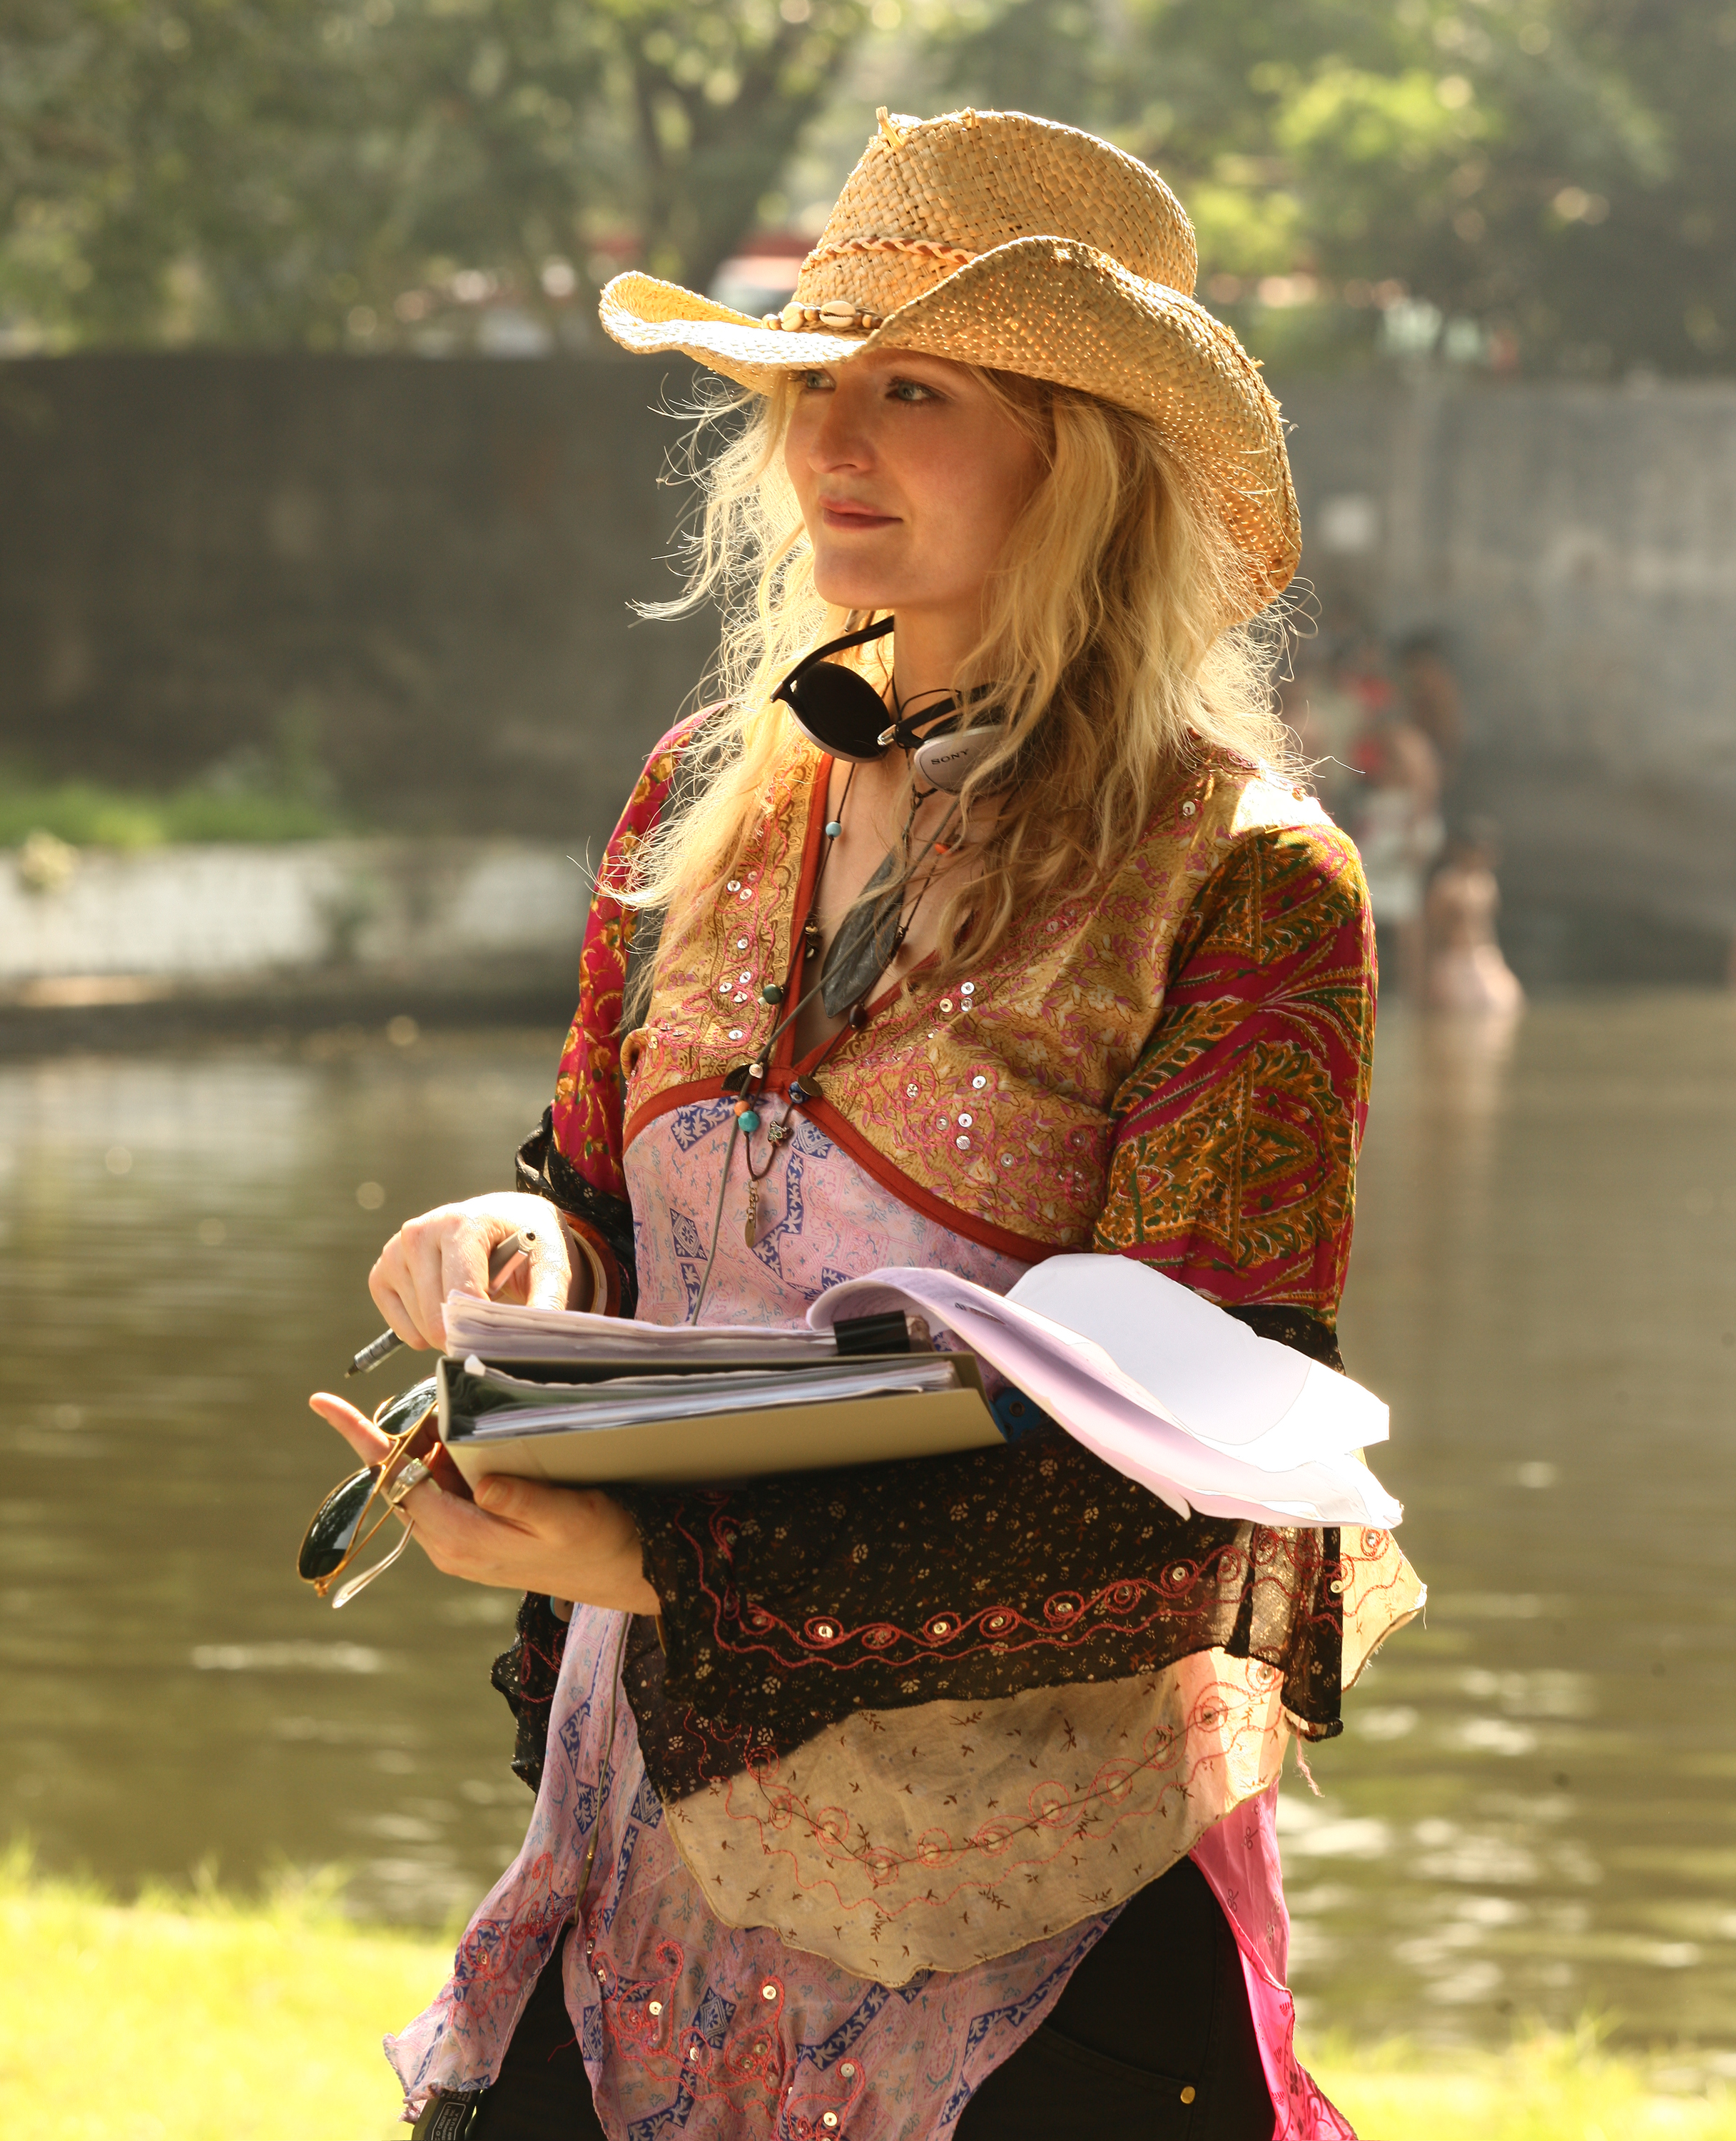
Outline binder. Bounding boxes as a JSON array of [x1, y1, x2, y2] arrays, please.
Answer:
[[436, 1348, 1001, 1489]]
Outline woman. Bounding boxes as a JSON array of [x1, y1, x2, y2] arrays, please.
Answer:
[[313, 108, 1421, 2141]]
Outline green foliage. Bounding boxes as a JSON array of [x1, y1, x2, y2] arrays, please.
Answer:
[[0, 0, 868, 351], [0, 769, 347, 848], [930, 0, 1735, 375], [1, 0, 1730, 371]]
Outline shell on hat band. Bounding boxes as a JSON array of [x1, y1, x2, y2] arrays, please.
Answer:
[[764, 236, 982, 335], [766, 299, 885, 334]]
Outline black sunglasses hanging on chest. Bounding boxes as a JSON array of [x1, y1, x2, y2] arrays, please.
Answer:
[[773, 616, 1007, 792]]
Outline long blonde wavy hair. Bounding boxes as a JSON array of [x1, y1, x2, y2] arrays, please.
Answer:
[[626, 363, 1292, 989]]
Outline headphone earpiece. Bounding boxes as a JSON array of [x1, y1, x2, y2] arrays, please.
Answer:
[[773, 618, 899, 761], [910, 725, 1011, 794]]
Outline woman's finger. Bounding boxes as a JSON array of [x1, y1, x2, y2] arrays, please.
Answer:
[[366, 1257, 430, 1350], [522, 1224, 574, 1313], [308, 1391, 395, 1466], [402, 1210, 475, 1345], [369, 1225, 446, 1350]]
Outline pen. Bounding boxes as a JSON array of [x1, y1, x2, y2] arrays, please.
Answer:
[[345, 1228, 541, 1376]]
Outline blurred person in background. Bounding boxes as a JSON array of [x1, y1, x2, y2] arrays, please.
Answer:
[[311, 108, 1418, 2141], [1344, 644, 1444, 1001], [1426, 819, 1525, 1016], [1395, 632, 1464, 794]]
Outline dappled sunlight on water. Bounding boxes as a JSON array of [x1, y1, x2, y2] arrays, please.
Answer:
[[1299, 993, 1736, 2048], [1, 996, 1732, 2050]]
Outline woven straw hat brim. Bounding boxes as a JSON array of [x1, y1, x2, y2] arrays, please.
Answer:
[[599, 233, 1299, 611]]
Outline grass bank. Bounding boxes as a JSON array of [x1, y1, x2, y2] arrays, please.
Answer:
[[0, 771, 344, 850], [1, 1854, 1730, 2140]]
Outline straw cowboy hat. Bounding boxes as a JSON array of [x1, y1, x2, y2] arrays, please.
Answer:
[[599, 106, 1299, 614]]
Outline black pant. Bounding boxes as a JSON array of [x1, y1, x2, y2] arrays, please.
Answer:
[[471, 1860, 1271, 2140], [955, 1859, 1274, 2140]]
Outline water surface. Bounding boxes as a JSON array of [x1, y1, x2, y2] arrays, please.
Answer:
[[1, 996, 1732, 2053]]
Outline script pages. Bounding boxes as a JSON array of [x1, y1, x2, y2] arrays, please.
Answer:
[[440, 1252, 1400, 1528]]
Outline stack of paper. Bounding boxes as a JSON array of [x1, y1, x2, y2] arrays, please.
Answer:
[[436, 1333, 1001, 1489], [452, 1355, 964, 1438], [445, 1295, 837, 1364]]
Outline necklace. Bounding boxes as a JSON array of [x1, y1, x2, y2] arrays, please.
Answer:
[[686, 762, 960, 1320]]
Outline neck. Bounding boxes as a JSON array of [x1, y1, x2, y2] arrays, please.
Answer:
[[885, 605, 978, 725]]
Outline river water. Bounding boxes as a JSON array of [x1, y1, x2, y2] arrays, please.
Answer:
[[1, 993, 1732, 2056]]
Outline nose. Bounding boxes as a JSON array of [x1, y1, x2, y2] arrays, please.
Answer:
[[806, 378, 874, 473]]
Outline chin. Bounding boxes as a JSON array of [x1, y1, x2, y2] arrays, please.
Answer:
[[813, 575, 901, 614]]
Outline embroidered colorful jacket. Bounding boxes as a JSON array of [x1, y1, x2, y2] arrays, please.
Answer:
[[535, 716, 1371, 1315]]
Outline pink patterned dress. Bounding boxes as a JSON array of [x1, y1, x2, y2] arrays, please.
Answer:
[[385, 723, 1423, 2137]]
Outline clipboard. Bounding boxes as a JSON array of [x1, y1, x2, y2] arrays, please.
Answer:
[[435, 1350, 1002, 1488]]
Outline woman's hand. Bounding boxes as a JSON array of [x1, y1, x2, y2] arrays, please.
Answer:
[[369, 1193, 584, 1352], [308, 1392, 659, 1614]]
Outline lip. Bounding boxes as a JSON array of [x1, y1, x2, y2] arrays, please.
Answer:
[[820, 499, 898, 530]]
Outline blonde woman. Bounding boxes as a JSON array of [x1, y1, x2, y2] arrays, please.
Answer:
[[315, 108, 1418, 2141]]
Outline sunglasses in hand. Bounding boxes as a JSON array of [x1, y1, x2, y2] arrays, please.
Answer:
[[298, 1377, 471, 1608]]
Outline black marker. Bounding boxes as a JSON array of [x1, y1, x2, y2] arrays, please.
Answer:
[[345, 1228, 540, 1376]]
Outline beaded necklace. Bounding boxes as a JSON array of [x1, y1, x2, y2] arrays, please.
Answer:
[[687, 765, 961, 1322]]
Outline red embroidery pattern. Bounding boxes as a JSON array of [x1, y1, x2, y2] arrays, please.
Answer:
[[701, 1522, 1326, 1679], [549, 715, 705, 1200], [1095, 822, 1375, 1318]]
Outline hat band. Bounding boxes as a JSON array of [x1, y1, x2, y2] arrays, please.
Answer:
[[804, 235, 978, 273], [764, 233, 981, 334]]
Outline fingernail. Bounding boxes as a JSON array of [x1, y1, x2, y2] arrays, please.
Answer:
[[474, 1477, 508, 1509]]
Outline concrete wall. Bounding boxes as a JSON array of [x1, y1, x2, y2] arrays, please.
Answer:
[[1280, 375, 1736, 976], [0, 353, 716, 861], [3, 355, 1733, 980], [0, 838, 584, 988]]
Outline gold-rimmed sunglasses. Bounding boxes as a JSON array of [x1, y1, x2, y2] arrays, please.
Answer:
[[297, 1377, 455, 1608]]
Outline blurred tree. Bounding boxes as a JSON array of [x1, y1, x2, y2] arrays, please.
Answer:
[[4, 0, 1727, 371], [605, 0, 867, 293], [931, 0, 1732, 375], [0, 0, 868, 350]]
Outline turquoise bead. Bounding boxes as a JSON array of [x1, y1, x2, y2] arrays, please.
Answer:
[[737, 1108, 761, 1133], [824, 819, 843, 837]]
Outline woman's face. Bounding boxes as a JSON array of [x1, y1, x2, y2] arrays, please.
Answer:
[[783, 350, 1045, 637]]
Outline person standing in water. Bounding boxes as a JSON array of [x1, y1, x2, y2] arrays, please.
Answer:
[[1426, 819, 1525, 1015], [313, 108, 1421, 2141]]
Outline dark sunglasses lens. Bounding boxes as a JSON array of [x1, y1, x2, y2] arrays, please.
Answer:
[[298, 1465, 380, 1581], [790, 662, 893, 756], [375, 1375, 439, 1441]]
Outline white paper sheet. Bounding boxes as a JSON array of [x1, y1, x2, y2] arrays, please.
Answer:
[[806, 1259, 1401, 1529]]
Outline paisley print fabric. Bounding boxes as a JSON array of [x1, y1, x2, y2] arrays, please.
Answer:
[[1096, 819, 1376, 1316], [550, 724, 1371, 1306], [624, 1095, 1030, 1329], [606, 739, 1346, 1265]]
